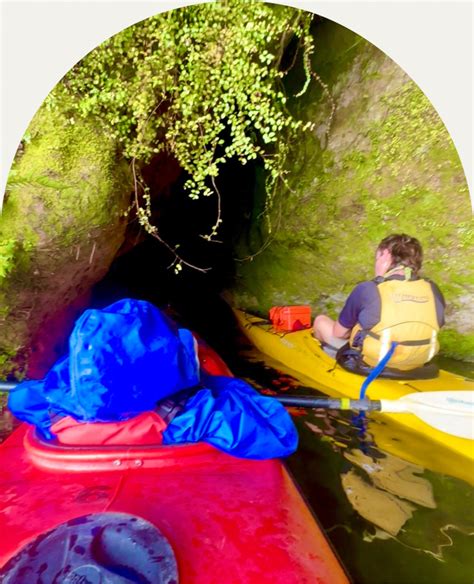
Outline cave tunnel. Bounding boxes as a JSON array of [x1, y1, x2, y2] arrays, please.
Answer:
[[89, 28, 305, 364], [91, 152, 261, 364]]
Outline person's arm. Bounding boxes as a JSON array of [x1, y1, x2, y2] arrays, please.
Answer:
[[337, 282, 373, 336], [428, 280, 446, 328]]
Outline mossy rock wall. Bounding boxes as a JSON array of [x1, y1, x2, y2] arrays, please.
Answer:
[[0, 102, 132, 378], [231, 20, 473, 361]]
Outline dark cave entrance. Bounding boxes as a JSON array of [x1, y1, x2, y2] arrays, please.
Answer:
[[87, 25, 310, 361], [87, 19, 309, 362], [91, 154, 262, 361]]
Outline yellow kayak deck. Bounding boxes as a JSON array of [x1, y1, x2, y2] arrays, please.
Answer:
[[235, 310, 474, 484]]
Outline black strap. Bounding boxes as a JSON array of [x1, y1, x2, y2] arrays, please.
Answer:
[[372, 272, 420, 284], [155, 385, 202, 424], [365, 331, 433, 346], [336, 343, 361, 363]]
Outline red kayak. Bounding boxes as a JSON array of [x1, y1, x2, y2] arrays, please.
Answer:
[[0, 343, 349, 583]]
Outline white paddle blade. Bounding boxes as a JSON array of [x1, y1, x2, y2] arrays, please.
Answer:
[[380, 391, 474, 440]]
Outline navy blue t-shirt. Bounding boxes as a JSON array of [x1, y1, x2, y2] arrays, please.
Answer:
[[338, 276, 445, 330]]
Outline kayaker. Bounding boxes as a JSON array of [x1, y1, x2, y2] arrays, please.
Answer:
[[313, 234, 445, 370]]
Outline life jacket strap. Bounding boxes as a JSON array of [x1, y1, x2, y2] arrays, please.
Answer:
[[382, 265, 413, 280], [365, 330, 435, 346]]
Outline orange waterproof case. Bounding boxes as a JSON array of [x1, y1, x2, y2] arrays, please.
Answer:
[[269, 306, 312, 332]]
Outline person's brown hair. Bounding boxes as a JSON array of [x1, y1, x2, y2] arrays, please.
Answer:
[[377, 234, 423, 275]]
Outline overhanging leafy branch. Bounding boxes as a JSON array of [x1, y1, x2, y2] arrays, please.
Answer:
[[51, 0, 323, 272]]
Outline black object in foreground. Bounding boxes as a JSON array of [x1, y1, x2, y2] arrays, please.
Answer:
[[274, 395, 381, 411]]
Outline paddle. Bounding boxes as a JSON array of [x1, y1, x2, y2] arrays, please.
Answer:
[[274, 391, 474, 440], [0, 381, 17, 392], [1, 380, 472, 440]]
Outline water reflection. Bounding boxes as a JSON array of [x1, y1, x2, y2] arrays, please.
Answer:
[[234, 353, 474, 584], [342, 449, 435, 535]]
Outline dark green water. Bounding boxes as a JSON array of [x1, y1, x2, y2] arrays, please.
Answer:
[[432, 355, 474, 380], [231, 353, 474, 584]]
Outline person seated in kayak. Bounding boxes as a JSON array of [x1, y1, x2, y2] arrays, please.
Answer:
[[313, 234, 445, 370]]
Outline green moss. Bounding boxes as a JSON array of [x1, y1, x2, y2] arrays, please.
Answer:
[[0, 346, 20, 379], [5, 99, 131, 246], [0, 239, 17, 280], [439, 330, 474, 363], [232, 18, 473, 365], [1, 94, 131, 263], [0, 93, 132, 376], [0, 97, 129, 284]]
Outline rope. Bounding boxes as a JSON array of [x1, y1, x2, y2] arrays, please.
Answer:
[[359, 341, 398, 399]]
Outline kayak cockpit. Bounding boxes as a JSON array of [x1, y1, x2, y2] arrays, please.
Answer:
[[317, 338, 439, 379], [335, 349, 439, 379], [24, 424, 227, 473]]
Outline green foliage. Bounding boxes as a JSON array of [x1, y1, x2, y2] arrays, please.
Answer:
[[0, 239, 17, 280], [6, 169, 73, 193], [439, 329, 474, 363], [50, 0, 315, 263], [0, 236, 36, 283]]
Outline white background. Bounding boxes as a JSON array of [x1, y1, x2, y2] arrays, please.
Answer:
[[1, 0, 472, 209]]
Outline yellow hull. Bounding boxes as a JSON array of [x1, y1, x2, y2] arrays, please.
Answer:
[[235, 310, 474, 485]]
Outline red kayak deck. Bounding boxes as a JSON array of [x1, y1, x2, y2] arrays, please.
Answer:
[[0, 425, 349, 583]]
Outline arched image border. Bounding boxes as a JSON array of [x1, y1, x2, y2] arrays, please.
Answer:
[[0, 0, 472, 209]]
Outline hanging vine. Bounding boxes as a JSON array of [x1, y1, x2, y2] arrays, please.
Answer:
[[51, 0, 325, 272]]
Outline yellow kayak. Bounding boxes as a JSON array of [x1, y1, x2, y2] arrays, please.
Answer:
[[235, 310, 474, 485]]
